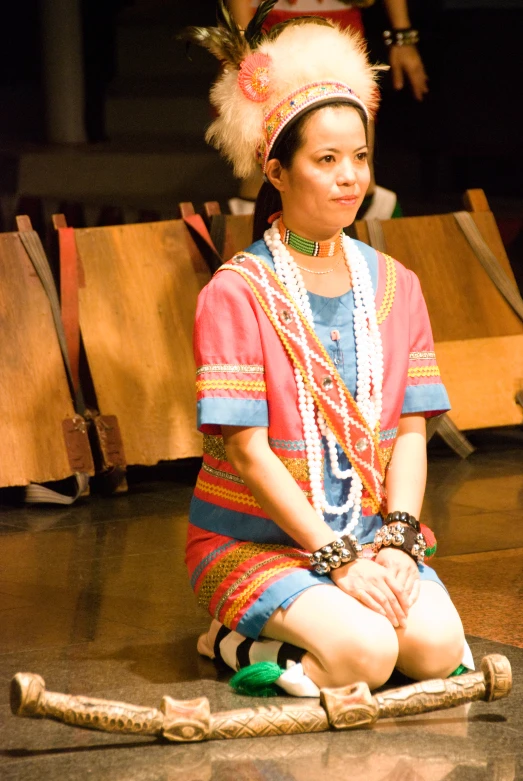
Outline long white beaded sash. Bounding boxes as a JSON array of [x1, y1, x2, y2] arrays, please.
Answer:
[[216, 253, 386, 512]]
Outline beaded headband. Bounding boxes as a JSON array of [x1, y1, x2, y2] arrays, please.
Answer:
[[260, 80, 369, 172]]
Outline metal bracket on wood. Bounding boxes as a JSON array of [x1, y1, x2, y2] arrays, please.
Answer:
[[426, 414, 475, 459]]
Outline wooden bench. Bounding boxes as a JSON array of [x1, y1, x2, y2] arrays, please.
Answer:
[[54, 206, 212, 467]]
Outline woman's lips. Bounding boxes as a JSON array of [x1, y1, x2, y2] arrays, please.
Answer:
[[333, 196, 358, 206]]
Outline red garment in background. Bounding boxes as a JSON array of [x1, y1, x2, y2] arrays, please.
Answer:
[[256, 0, 365, 36]]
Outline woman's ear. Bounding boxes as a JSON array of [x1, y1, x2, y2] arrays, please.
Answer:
[[265, 159, 285, 192]]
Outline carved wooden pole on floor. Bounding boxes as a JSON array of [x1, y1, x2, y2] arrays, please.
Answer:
[[10, 654, 511, 743]]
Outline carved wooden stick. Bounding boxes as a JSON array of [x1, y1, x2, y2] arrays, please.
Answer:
[[321, 654, 512, 730], [10, 654, 511, 743]]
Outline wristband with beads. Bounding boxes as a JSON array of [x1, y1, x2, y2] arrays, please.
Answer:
[[373, 522, 427, 564], [384, 510, 420, 532], [309, 534, 362, 575]]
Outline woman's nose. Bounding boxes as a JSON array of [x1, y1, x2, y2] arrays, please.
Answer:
[[336, 160, 356, 186]]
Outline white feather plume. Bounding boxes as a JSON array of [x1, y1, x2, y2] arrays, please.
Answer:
[[206, 23, 383, 179]]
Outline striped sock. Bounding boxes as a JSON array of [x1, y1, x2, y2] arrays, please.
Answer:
[[203, 622, 319, 697], [213, 623, 305, 671]]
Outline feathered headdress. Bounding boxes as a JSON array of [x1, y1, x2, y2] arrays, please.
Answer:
[[182, 1, 382, 178]]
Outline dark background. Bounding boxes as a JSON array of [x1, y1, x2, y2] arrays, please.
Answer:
[[0, 0, 521, 285]]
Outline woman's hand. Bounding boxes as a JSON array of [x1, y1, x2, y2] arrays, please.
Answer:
[[330, 557, 410, 628], [375, 546, 420, 607], [388, 45, 429, 101]]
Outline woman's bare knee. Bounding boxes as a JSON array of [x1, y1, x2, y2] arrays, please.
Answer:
[[306, 612, 399, 690], [397, 581, 466, 680], [397, 627, 465, 680], [264, 585, 399, 690]]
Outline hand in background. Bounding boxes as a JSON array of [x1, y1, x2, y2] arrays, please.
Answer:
[[388, 45, 429, 101]]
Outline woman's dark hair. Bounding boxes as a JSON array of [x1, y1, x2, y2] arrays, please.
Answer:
[[252, 102, 367, 242]]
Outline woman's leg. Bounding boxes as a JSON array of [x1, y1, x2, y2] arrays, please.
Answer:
[[395, 581, 466, 680], [263, 584, 399, 691]]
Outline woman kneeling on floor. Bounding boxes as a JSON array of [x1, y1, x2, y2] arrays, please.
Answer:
[[183, 5, 471, 697]]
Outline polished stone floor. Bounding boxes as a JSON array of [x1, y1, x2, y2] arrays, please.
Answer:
[[0, 428, 522, 781]]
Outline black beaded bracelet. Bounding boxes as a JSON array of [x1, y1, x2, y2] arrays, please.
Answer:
[[383, 28, 419, 47], [384, 510, 420, 533], [309, 534, 362, 575], [373, 522, 427, 564]]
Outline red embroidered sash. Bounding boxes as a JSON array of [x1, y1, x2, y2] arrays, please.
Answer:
[[216, 253, 386, 511]]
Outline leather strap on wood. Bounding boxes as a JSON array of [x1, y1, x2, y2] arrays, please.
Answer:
[[366, 219, 388, 254], [426, 415, 475, 458], [16, 221, 94, 498], [209, 213, 227, 262], [17, 226, 77, 400], [183, 214, 223, 273], [454, 211, 523, 321], [58, 227, 81, 394]]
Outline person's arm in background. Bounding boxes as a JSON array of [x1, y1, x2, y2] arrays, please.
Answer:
[[227, 0, 256, 29], [382, 0, 429, 101]]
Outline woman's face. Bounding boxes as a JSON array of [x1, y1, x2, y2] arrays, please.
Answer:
[[268, 105, 370, 240]]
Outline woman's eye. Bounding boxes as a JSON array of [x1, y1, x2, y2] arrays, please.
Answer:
[[321, 155, 335, 163], [356, 151, 368, 162]]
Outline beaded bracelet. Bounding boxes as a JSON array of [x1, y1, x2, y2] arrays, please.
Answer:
[[384, 510, 420, 533], [383, 28, 420, 47], [373, 522, 427, 564], [309, 534, 362, 575]]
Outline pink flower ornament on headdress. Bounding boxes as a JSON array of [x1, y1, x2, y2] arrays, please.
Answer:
[[238, 52, 272, 103]]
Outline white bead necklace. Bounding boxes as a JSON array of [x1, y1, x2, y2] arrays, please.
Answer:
[[264, 219, 384, 533]]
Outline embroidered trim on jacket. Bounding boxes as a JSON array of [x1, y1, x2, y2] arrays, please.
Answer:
[[269, 437, 307, 452], [197, 364, 265, 375], [408, 366, 440, 378], [196, 379, 267, 392], [409, 351, 436, 361], [195, 476, 261, 509], [376, 253, 396, 325], [278, 455, 310, 482], [203, 434, 228, 461], [202, 462, 244, 485]]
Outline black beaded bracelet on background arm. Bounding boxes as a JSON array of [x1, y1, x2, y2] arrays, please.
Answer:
[[309, 534, 362, 575], [383, 28, 420, 47]]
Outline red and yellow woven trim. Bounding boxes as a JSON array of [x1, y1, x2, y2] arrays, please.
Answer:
[[407, 350, 442, 386], [196, 364, 267, 401], [193, 539, 309, 630], [194, 472, 262, 513]]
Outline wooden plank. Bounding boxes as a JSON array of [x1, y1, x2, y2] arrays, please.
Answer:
[[178, 202, 195, 218], [221, 214, 254, 261], [357, 211, 523, 342], [436, 335, 523, 430], [203, 201, 221, 218], [0, 233, 78, 486], [73, 220, 211, 466], [464, 188, 490, 213]]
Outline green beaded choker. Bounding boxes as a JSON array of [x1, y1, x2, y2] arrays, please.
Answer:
[[279, 220, 343, 258]]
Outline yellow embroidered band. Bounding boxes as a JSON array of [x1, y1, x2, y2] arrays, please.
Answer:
[[260, 81, 368, 172]]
